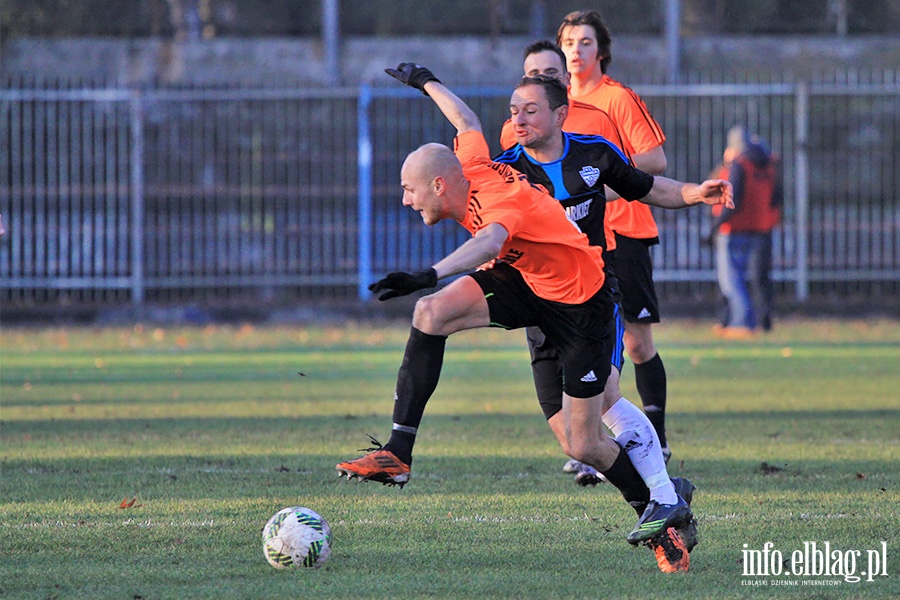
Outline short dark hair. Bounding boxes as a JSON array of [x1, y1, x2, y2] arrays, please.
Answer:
[[523, 39, 567, 70], [516, 75, 569, 111], [556, 10, 612, 74]]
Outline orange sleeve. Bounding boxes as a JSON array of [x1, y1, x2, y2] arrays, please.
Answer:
[[455, 131, 523, 240], [499, 119, 516, 151], [604, 85, 666, 156], [574, 82, 662, 240], [454, 129, 492, 164]]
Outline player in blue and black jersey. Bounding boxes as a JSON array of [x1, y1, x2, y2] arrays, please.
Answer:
[[493, 73, 719, 572]]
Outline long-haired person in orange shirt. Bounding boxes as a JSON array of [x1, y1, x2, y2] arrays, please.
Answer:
[[558, 10, 673, 464]]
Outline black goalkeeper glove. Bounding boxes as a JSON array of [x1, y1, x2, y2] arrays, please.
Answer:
[[384, 63, 441, 95], [368, 268, 438, 301]]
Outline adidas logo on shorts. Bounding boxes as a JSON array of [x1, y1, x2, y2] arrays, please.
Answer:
[[637, 307, 652, 319], [580, 370, 598, 383]]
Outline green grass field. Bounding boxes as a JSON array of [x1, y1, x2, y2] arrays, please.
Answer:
[[1, 318, 898, 599]]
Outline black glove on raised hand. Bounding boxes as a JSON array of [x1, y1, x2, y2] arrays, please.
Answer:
[[384, 63, 441, 95], [368, 268, 438, 301]]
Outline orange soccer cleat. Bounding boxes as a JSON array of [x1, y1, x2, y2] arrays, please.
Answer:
[[649, 527, 691, 573], [336, 436, 411, 488]]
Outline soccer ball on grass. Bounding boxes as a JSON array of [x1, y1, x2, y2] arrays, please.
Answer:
[[262, 506, 332, 569]]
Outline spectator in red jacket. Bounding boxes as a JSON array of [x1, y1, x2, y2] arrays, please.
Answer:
[[709, 126, 782, 337]]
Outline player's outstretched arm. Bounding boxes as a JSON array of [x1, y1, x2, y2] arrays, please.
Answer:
[[385, 63, 481, 135], [432, 222, 507, 279], [369, 223, 507, 301], [641, 176, 734, 210]]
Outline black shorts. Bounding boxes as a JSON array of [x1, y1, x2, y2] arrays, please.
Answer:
[[468, 262, 615, 399], [611, 233, 661, 324], [525, 301, 625, 420]]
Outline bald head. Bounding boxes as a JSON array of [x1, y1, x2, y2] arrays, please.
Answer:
[[402, 143, 463, 184], [399, 143, 468, 225]]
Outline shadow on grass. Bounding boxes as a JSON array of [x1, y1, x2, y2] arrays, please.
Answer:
[[1, 409, 896, 504], [2, 408, 897, 434]]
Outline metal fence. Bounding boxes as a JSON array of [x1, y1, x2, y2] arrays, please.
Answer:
[[1, 75, 898, 308]]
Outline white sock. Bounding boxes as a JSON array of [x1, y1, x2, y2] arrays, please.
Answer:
[[603, 397, 677, 505]]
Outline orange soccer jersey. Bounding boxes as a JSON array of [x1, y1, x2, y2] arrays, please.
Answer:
[[499, 100, 629, 251], [454, 130, 606, 305], [570, 75, 665, 240]]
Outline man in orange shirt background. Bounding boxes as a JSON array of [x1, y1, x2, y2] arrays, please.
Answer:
[[557, 10, 673, 463]]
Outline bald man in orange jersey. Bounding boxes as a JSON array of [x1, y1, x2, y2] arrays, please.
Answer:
[[558, 10, 674, 462], [337, 64, 732, 565]]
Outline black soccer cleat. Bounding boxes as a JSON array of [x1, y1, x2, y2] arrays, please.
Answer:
[[669, 477, 699, 551], [670, 477, 695, 505], [574, 463, 606, 486], [626, 495, 693, 545]]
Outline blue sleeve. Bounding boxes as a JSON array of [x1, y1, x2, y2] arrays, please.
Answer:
[[603, 148, 654, 200]]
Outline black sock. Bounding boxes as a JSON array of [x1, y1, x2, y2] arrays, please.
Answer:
[[382, 327, 447, 464], [601, 444, 650, 516], [634, 353, 668, 448]]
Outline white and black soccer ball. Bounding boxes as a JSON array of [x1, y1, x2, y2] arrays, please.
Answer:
[[262, 506, 332, 569]]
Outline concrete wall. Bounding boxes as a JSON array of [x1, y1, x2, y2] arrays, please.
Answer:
[[2, 35, 899, 86]]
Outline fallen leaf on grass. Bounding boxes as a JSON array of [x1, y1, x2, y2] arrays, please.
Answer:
[[119, 497, 143, 509]]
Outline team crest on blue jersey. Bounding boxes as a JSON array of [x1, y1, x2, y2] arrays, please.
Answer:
[[579, 165, 600, 187]]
